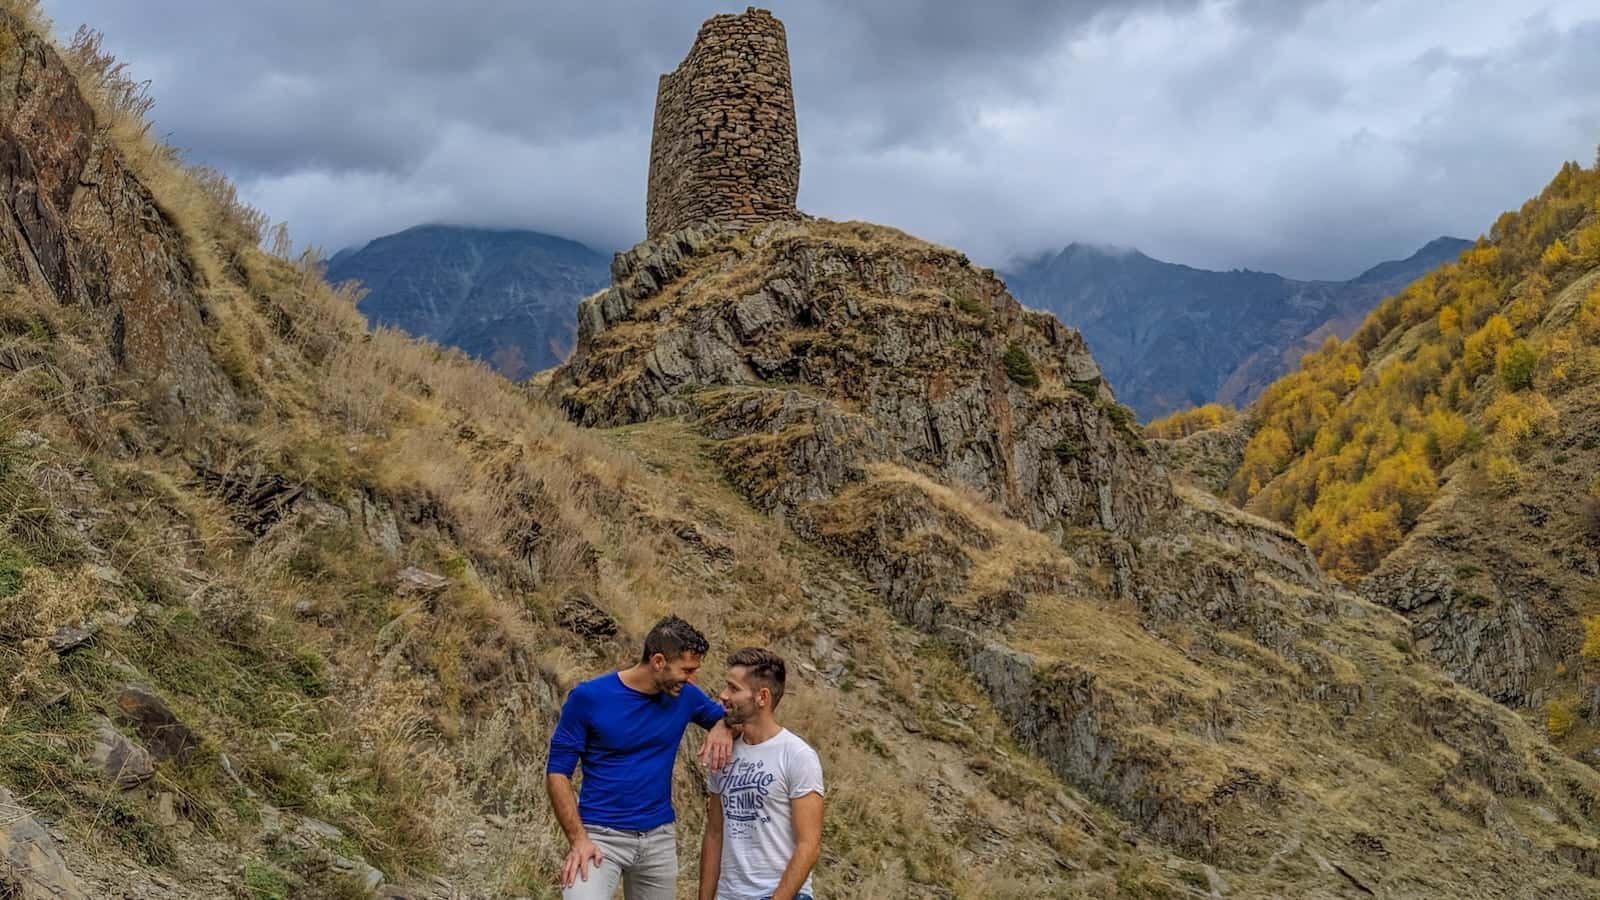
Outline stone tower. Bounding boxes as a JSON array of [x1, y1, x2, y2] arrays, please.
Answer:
[[645, 7, 800, 237]]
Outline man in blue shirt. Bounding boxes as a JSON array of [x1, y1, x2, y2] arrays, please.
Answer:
[[547, 615, 735, 899]]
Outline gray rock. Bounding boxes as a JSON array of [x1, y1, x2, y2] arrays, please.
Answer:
[[296, 816, 344, 842], [89, 721, 154, 788], [45, 623, 96, 654], [330, 854, 385, 891], [394, 567, 450, 598], [0, 788, 86, 899]]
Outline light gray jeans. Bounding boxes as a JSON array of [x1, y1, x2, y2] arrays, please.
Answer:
[[563, 823, 677, 900]]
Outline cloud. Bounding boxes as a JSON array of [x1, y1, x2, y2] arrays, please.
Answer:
[[40, 0, 1600, 278]]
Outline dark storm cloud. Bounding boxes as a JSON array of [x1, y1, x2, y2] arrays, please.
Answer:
[[39, 0, 1600, 277]]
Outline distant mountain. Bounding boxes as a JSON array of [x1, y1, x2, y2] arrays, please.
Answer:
[[1002, 237, 1472, 419], [325, 225, 611, 379]]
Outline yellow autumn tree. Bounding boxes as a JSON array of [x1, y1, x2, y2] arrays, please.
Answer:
[[1229, 158, 1600, 580], [1496, 339, 1540, 391], [1547, 698, 1577, 740], [1542, 238, 1573, 269], [1422, 408, 1472, 467], [1582, 615, 1600, 661], [1438, 306, 1460, 334], [1463, 315, 1513, 376], [1145, 403, 1236, 440]]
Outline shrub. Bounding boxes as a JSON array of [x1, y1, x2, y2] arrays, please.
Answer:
[[1052, 436, 1085, 464], [1497, 339, 1540, 391], [1145, 403, 1236, 439], [1486, 454, 1522, 496], [1002, 344, 1039, 389], [1581, 615, 1600, 662], [1547, 697, 1576, 740], [1066, 379, 1100, 402]]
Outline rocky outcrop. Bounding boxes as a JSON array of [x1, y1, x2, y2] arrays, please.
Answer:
[[553, 221, 1172, 537], [0, 788, 87, 899], [1363, 564, 1551, 707], [0, 13, 237, 421]]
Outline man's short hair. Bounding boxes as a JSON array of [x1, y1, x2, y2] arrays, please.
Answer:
[[641, 615, 709, 663], [728, 647, 787, 709]]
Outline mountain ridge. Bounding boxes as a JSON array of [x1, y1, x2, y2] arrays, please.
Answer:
[[1003, 236, 1473, 418], [325, 224, 611, 379]]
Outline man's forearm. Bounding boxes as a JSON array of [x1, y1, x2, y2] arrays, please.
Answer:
[[696, 831, 722, 900], [768, 841, 820, 900], [545, 773, 586, 844]]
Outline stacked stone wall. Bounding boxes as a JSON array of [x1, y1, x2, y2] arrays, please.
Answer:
[[645, 7, 800, 236]]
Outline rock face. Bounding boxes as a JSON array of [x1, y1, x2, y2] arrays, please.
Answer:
[[553, 221, 1172, 537], [0, 788, 87, 899], [1363, 564, 1549, 706], [0, 17, 238, 421], [645, 7, 800, 237]]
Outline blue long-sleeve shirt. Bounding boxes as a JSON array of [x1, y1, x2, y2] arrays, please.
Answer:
[[547, 671, 725, 830]]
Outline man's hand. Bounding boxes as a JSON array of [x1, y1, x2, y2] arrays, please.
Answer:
[[560, 834, 604, 888], [698, 719, 735, 770]]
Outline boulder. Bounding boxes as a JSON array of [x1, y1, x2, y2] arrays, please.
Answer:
[[0, 788, 87, 899], [45, 623, 95, 654], [89, 721, 154, 788], [114, 684, 199, 762]]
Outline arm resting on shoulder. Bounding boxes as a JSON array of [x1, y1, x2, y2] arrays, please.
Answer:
[[768, 791, 823, 900], [698, 718, 734, 771]]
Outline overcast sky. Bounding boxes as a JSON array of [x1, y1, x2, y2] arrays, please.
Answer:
[[40, 0, 1600, 279]]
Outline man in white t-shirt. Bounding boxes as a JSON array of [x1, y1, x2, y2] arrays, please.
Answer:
[[698, 647, 824, 900]]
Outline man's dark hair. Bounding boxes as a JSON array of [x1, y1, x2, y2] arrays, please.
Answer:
[[728, 647, 787, 709], [641, 615, 709, 663]]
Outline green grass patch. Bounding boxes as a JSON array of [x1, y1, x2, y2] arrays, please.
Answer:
[[0, 539, 28, 597], [1052, 436, 1085, 464], [241, 862, 294, 900], [1067, 379, 1101, 402], [1003, 344, 1039, 389], [1098, 399, 1145, 448]]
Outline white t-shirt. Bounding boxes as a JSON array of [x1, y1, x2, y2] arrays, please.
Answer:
[[707, 728, 825, 899]]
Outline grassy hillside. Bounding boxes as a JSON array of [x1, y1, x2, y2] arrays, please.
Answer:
[[1227, 158, 1600, 582], [0, 5, 1150, 896], [7, 2, 1600, 896], [1188, 152, 1600, 758]]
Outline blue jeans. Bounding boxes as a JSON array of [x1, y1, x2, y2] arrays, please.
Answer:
[[760, 895, 813, 900]]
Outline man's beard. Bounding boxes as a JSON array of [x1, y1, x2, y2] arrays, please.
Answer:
[[722, 699, 756, 726]]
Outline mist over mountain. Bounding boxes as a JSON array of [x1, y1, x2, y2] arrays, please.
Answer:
[[1003, 236, 1473, 418]]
